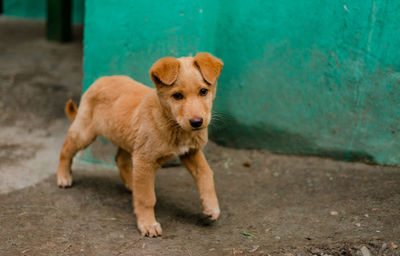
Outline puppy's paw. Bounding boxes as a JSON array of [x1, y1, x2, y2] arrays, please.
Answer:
[[57, 173, 73, 188], [123, 182, 133, 192], [198, 208, 220, 226], [138, 221, 162, 237], [203, 208, 220, 221]]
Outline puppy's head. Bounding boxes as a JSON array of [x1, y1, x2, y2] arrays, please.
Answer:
[[150, 53, 223, 132]]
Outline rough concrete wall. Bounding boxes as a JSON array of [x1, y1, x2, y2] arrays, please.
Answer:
[[3, 0, 84, 23], [83, 0, 218, 90], [83, 0, 400, 165]]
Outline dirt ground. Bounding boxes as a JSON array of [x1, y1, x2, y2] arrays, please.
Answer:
[[0, 17, 399, 256]]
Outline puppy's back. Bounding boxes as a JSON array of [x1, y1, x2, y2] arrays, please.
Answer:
[[84, 75, 152, 106], [75, 75, 155, 141]]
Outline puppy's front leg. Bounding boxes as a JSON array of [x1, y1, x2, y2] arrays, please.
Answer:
[[180, 150, 220, 221], [132, 155, 162, 237]]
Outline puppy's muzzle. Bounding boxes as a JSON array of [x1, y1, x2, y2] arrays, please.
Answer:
[[189, 117, 203, 128]]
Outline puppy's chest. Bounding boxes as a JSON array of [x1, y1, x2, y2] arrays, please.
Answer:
[[176, 145, 191, 155], [151, 132, 207, 163], [168, 142, 193, 157], [169, 137, 204, 156], [155, 142, 195, 165]]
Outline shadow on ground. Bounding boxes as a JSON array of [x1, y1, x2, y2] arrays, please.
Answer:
[[1, 144, 400, 255]]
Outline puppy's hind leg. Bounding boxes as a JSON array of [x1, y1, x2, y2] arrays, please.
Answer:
[[115, 147, 133, 191], [57, 123, 97, 187]]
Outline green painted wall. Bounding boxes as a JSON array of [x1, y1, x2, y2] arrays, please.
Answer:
[[84, 0, 400, 165], [3, 0, 84, 23]]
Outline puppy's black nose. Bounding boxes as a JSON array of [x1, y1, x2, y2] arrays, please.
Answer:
[[189, 117, 203, 128]]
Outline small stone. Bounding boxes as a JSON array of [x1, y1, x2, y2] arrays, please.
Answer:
[[330, 211, 338, 216], [379, 243, 387, 255], [249, 245, 259, 252], [360, 246, 372, 256], [273, 171, 280, 177], [391, 242, 398, 249], [364, 214, 369, 218], [233, 248, 243, 255], [223, 158, 233, 169], [310, 248, 320, 254], [380, 243, 387, 253], [275, 236, 281, 240], [355, 223, 361, 227]]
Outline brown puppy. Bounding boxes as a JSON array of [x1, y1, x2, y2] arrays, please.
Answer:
[[57, 53, 223, 237]]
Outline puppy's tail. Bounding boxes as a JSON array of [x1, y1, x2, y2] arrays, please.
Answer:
[[65, 99, 78, 121]]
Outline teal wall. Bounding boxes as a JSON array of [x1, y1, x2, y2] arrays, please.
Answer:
[[3, 0, 85, 23], [83, 0, 400, 165]]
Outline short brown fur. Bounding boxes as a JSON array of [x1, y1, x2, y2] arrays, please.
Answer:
[[57, 53, 223, 237], [64, 99, 78, 121]]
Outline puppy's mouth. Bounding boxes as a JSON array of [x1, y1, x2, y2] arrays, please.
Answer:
[[191, 126, 207, 131]]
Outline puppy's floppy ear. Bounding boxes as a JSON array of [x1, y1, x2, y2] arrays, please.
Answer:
[[150, 57, 180, 87], [194, 52, 223, 85]]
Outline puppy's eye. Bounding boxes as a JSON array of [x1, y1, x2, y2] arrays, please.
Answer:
[[172, 92, 184, 100], [199, 88, 208, 96]]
